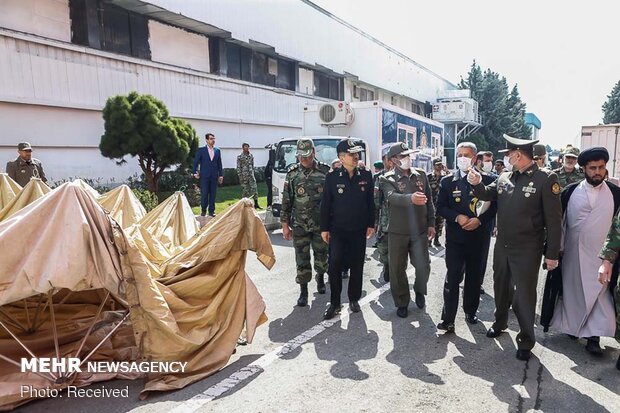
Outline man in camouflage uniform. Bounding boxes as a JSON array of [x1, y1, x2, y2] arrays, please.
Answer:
[[237, 143, 261, 209], [598, 212, 620, 370], [374, 146, 393, 282], [554, 145, 584, 189], [281, 138, 331, 306], [427, 157, 447, 247]]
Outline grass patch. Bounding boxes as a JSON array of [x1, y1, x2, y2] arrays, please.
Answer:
[[191, 184, 269, 215]]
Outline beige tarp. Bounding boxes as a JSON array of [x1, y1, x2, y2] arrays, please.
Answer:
[[71, 178, 100, 200], [0, 183, 274, 409], [138, 191, 199, 254], [98, 184, 147, 230], [0, 174, 21, 210], [0, 178, 51, 222]]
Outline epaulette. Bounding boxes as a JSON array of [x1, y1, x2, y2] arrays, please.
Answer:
[[317, 161, 331, 172], [287, 164, 299, 173], [382, 170, 396, 178], [413, 167, 426, 174]]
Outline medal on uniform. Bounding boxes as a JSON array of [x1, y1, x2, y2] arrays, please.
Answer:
[[338, 188, 343, 194], [361, 186, 365, 191], [522, 183, 536, 197], [455, 197, 461, 203], [297, 187, 305, 195]]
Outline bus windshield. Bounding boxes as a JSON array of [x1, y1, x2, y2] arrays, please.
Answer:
[[274, 139, 365, 172]]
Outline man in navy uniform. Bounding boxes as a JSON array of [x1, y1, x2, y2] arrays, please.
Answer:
[[436, 142, 497, 332], [320, 138, 375, 320], [193, 133, 224, 216]]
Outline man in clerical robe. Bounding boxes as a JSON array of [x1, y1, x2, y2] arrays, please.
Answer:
[[552, 147, 620, 355]]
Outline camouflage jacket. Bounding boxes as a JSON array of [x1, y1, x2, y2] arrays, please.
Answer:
[[427, 171, 447, 206], [553, 166, 584, 189], [374, 169, 389, 236], [600, 212, 620, 262], [236, 152, 256, 183], [280, 160, 330, 231]]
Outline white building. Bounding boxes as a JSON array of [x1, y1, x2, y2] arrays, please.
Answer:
[[0, 0, 456, 183]]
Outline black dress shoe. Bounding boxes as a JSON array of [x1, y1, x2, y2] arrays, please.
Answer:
[[516, 349, 531, 361], [486, 327, 503, 338], [616, 354, 620, 371], [380, 268, 390, 283], [323, 304, 341, 320], [566, 334, 577, 340], [349, 301, 361, 313], [585, 338, 603, 355], [415, 292, 426, 309], [465, 314, 478, 324], [437, 322, 455, 333], [396, 307, 408, 318]]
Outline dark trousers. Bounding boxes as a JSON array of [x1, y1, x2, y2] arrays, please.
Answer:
[[328, 229, 366, 306], [266, 177, 273, 206], [479, 220, 494, 285], [492, 245, 543, 351], [200, 176, 218, 215], [441, 239, 483, 323]]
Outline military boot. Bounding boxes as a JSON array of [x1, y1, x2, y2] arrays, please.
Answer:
[[254, 198, 262, 210], [380, 265, 390, 282], [316, 274, 326, 294], [297, 283, 308, 307], [433, 235, 442, 248]]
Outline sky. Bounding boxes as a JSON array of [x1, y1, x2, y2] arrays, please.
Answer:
[[311, 0, 620, 150]]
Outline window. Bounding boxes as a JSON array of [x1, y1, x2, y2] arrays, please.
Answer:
[[69, 0, 150, 59], [276, 60, 294, 90], [314, 72, 343, 100]]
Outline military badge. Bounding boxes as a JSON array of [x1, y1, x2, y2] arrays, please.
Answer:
[[397, 182, 407, 192], [551, 182, 561, 194], [297, 186, 305, 195], [338, 188, 344, 194], [416, 180, 424, 191]]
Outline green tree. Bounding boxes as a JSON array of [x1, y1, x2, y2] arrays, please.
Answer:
[[602, 80, 620, 124], [100, 92, 199, 193]]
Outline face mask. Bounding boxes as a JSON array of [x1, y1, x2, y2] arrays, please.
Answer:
[[397, 156, 411, 171], [482, 161, 493, 173], [503, 155, 514, 172], [457, 156, 472, 173]]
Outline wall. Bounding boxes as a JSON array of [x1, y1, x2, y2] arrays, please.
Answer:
[[148, 20, 210, 73], [0, 0, 70, 42]]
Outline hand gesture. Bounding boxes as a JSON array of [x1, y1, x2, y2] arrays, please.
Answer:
[[193, 172, 200, 179], [467, 166, 482, 185], [462, 217, 481, 231], [598, 260, 612, 285], [427, 226, 436, 241], [411, 191, 427, 205], [545, 258, 559, 271], [282, 223, 292, 240]]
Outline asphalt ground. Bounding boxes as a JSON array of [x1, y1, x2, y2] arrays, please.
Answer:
[[17, 231, 620, 413]]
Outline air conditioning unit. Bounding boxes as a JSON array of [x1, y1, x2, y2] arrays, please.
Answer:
[[318, 102, 354, 126]]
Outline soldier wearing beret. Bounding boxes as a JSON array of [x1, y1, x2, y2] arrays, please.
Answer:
[[5, 142, 47, 187], [281, 138, 331, 307], [468, 134, 562, 361], [379, 142, 435, 318], [554, 145, 584, 189], [427, 157, 447, 248], [320, 138, 375, 319]]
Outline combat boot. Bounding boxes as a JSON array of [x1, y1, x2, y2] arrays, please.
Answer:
[[254, 198, 262, 210], [433, 235, 442, 248], [316, 274, 326, 294], [297, 283, 308, 307], [380, 265, 390, 282]]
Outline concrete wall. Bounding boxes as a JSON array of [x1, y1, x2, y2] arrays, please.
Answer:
[[0, 0, 70, 43], [149, 20, 210, 73]]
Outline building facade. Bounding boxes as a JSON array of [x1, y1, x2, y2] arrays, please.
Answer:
[[0, 0, 456, 183]]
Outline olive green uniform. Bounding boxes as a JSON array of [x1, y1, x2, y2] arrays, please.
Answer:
[[281, 160, 330, 284], [236, 152, 258, 200], [598, 214, 620, 343], [5, 157, 46, 187], [379, 167, 435, 307], [374, 169, 390, 272], [473, 163, 562, 351]]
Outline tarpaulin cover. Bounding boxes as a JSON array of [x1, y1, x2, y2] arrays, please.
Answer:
[[98, 184, 147, 230], [0, 178, 51, 222], [0, 174, 21, 210], [71, 179, 100, 201], [0, 183, 273, 409]]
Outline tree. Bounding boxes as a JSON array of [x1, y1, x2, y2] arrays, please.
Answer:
[[602, 80, 620, 124], [100, 92, 199, 193], [459, 61, 531, 154]]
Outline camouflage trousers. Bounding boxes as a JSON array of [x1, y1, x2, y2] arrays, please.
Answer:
[[615, 280, 620, 343], [377, 232, 389, 267], [293, 226, 328, 284], [241, 178, 258, 200], [434, 215, 444, 238]]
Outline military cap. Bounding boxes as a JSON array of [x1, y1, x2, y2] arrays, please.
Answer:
[[432, 157, 443, 165], [18, 142, 33, 151], [381, 143, 392, 158], [495, 159, 504, 165], [578, 147, 609, 166], [296, 138, 314, 157], [331, 158, 340, 168], [533, 144, 546, 158], [373, 160, 384, 169], [336, 138, 364, 154], [497, 134, 539, 153], [387, 142, 417, 158], [563, 146, 580, 158]]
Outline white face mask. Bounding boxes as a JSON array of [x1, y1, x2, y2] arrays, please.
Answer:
[[503, 155, 514, 172], [457, 156, 472, 173], [482, 161, 493, 173], [397, 156, 411, 171]]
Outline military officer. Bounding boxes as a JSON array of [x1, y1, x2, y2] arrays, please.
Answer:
[[533, 144, 547, 169], [554, 145, 584, 189], [281, 138, 331, 307], [379, 142, 435, 318], [236, 143, 261, 209], [427, 157, 447, 248], [320, 138, 375, 320], [468, 134, 562, 361], [5, 142, 47, 187], [597, 211, 620, 371], [374, 145, 393, 282], [436, 142, 497, 332]]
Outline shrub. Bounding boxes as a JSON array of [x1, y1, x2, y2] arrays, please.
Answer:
[[132, 188, 159, 212]]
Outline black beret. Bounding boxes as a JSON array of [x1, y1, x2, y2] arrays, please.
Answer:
[[577, 147, 609, 166]]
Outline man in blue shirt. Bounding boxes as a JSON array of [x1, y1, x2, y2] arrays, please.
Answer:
[[193, 133, 224, 216]]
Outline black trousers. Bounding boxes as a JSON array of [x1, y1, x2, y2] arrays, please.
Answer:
[[328, 229, 366, 306], [266, 176, 273, 206], [441, 239, 483, 323], [479, 220, 494, 285]]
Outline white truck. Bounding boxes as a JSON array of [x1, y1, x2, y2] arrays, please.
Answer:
[[270, 101, 444, 217], [581, 123, 620, 178]]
